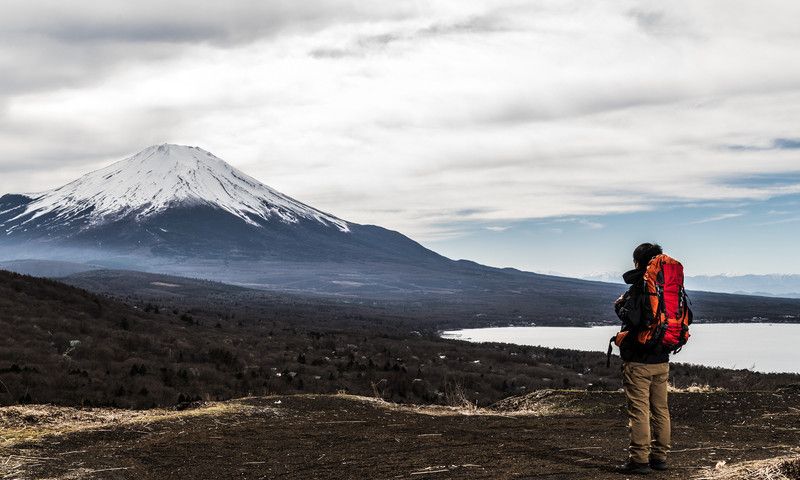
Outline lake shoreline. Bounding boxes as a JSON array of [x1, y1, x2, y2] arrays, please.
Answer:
[[442, 323, 800, 375]]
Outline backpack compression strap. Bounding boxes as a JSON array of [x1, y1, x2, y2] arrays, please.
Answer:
[[606, 336, 615, 367]]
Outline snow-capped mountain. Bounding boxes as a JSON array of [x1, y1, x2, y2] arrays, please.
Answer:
[[3, 144, 348, 235], [0, 144, 442, 267]]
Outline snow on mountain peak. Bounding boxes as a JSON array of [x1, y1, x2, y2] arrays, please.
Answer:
[[13, 144, 349, 232]]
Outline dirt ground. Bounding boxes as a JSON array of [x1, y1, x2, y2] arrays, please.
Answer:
[[1, 390, 799, 480]]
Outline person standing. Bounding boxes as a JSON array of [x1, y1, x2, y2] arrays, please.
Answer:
[[613, 243, 671, 474]]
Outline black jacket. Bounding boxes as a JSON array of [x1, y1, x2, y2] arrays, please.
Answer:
[[615, 268, 669, 364]]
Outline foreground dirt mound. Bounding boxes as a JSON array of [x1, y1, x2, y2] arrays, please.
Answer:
[[1, 391, 798, 479], [700, 456, 800, 480], [490, 389, 620, 416]]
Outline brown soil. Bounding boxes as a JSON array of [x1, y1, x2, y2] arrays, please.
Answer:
[[2, 390, 799, 480]]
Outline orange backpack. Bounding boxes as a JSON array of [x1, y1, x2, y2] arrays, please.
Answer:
[[607, 254, 692, 365]]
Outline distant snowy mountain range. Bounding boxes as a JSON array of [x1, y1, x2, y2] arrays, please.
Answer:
[[582, 272, 800, 298]]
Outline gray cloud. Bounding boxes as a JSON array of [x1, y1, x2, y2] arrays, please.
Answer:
[[309, 11, 514, 59], [628, 8, 666, 31], [419, 12, 513, 36], [308, 48, 354, 59], [309, 33, 404, 59], [626, 5, 708, 41], [0, 38, 172, 96], [0, 105, 196, 192], [0, 1, 414, 97], [3, 1, 414, 45]]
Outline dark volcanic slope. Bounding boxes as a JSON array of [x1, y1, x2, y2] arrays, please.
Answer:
[[0, 201, 450, 266], [3, 269, 798, 409]]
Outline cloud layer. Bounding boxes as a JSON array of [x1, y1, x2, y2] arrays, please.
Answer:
[[2, 0, 800, 241]]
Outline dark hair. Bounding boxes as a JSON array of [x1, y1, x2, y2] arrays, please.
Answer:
[[633, 243, 662, 268]]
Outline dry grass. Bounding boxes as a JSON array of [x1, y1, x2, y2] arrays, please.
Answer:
[[697, 456, 800, 480], [0, 402, 241, 449], [443, 383, 479, 412], [0, 399, 280, 479], [491, 389, 613, 417], [335, 393, 494, 417], [669, 384, 726, 393]]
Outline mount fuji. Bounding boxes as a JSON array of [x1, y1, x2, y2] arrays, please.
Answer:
[[0, 144, 444, 267], [4, 144, 349, 233]]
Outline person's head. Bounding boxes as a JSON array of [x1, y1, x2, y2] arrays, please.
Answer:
[[633, 243, 662, 269]]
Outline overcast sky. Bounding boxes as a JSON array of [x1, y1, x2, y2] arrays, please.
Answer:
[[2, 1, 800, 276]]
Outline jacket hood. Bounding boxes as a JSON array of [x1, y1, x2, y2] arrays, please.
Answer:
[[622, 268, 645, 285]]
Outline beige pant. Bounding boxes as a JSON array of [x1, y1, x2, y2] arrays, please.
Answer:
[[622, 362, 671, 464]]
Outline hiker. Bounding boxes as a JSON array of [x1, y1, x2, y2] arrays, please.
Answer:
[[611, 243, 691, 474]]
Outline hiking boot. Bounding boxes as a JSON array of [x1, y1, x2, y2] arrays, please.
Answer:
[[649, 458, 668, 471], [615, 461, 652, 474]]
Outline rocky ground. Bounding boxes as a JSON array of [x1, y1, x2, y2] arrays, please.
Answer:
[[1, 390, 799, 480]]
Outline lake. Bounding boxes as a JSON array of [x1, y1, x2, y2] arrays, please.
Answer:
[[441, 323, 800, 374]]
